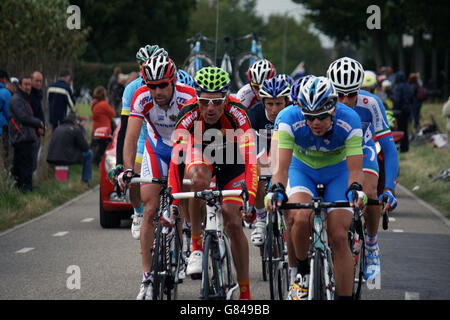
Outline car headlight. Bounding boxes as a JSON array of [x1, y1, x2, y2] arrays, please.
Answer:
[[105, 154, 116, 174]]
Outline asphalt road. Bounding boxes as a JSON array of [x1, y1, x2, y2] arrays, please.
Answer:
[[1, 184, 449, 300]]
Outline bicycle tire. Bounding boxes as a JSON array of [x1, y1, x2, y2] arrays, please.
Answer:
[[352, 220, 366, 300], [182, 51, 216, 78], [166, 224, 182, 300], [266, 212, 275, 300], [222, 235, 237, 299], [151, 221, 165, 300], [233, 51, 261, 89], [201, 233, 223, 300], [311, 250, 325, 300], [260, 245, 268, 282]]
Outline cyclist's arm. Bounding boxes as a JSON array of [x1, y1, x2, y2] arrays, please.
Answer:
[[123, 115, 143, 172], [167, 127, 190, 207], [270, 129, 294, 190], [377, 135, 398, 192], [238, 127, 258, 206], [116, 114, 129, 166]]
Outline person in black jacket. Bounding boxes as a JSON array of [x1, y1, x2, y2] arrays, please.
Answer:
[[47, 113, 92, 185], [48, 70, 75, 131], [30, 71, 45, 173], [8, 76, 45, 192], [393, 71, 413, 152]]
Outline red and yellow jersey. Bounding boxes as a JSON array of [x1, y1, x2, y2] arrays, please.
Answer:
[[168, 95, 258, 205]]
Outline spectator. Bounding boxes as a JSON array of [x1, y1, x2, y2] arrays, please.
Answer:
[[0, 70, 12, 170], [47, 113, 92, 185], [0, 69, 12, 137], [393, 71, 414, 152], [91, 86, 116, 164], [9, 77, 19, 93], [107, 66, 122, 112], [30, 71, 45, 174], [8, 76, 45, 192], [48, 70, 75, 131], [443, 96, 450, 133]]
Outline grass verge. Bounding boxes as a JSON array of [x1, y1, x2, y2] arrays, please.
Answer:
[[397, 102, 450, 218], [0, 164, 99, 233]]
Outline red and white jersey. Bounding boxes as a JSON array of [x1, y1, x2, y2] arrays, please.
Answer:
[[130, 84, 196, 147], [234, 83, 259, 110]]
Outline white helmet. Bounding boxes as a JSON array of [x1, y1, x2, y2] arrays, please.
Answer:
[[247, 58, 276, 85], [141, 54, 176, 83], [298, 76, 337, 114], [136, 44, 168, 64], [327, 57, 364, 93]]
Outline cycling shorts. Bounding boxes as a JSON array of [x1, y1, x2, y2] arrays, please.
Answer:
[[362, 139, 379, 178], [135, 125, 147, 164], [286, 157, 351, 213], [185, 144, 246, 206], [141, 138, 172, 185]]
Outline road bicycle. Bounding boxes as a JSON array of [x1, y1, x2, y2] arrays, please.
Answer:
[[182, 32, 216, 78], [280, 184, 380, 300], [125, 176, 184, 300], [257, 175, 289, 300], [169, 185, 250, 300], [183, 32, 263, 90], [349, 193, 388, 300]]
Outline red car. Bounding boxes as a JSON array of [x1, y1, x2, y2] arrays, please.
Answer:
[[99, 121, 133, 228]]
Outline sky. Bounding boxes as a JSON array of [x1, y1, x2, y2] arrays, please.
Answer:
[[254, 0, 334, 48]]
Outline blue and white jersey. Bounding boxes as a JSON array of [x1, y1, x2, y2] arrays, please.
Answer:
[[273, 103, 363, 169]]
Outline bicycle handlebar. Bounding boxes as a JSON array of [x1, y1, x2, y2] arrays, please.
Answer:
[[280, 198, 380, 210], [171, 189, 243, 200]]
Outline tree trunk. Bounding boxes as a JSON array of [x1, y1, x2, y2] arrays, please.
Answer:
[[396, 32, 405, 72]]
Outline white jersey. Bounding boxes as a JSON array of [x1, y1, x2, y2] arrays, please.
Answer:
[[235, 83, 259, 109]]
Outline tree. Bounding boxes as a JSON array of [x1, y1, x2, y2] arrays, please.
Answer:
[[0, 0, 89, 79], [71, 0, 196, 64]]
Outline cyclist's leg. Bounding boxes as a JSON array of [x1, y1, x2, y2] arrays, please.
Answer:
[[362, 142, 380, 238], [184, 157, 213, 277], [323, 163, 353, 298], [130, 128, 146, 239], [251, 162, 267, 245], [221, 171, 250, 299]]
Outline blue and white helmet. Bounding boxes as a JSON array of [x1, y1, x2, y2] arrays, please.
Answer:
[[298, 76, 337, 114], [176, 69, 194, 87], [276, 74, 293, 87], [291, 75, 313, 104], [259, 76, 291, 99]]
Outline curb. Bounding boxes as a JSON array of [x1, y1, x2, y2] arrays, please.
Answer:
[[0, 185, 99, 238], [397, 183, 450, 229]]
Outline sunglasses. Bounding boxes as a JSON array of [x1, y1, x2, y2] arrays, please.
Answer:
[[147, 81, 171, 90], [250, 82, 260, 89], [303, 110, 333, 122], [338, 91, 358, 98], [198, 97, 226, 106]]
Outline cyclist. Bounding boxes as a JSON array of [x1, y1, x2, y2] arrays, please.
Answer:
[[120, 54, 196, 300], [327, 57, 398, 282], [244, 75, 291, 247], [167, 67, 258, 300], [176, 69, 195, 88], [110, 44, 168, 240], [235, 58, 276, 110], [267, 76, 366, 300]]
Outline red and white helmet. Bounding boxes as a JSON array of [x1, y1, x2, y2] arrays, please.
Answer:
[[247, 58, 276, 85], [141, 54, 176, 83], [327, 57, 364, 93]]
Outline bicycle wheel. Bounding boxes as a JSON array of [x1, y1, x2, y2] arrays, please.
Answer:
[[260, 245, 268, 282], [310, 250, 325, 300], [351, 220, 366, 300], [151, 222, 166, 300], [233, 51, 261, 89], [166, 225, 182, 300], [266, 213, 276, 299], [222, 235, 238, 300], [182, 51, 216, 78], [201, 233, 222, 300]]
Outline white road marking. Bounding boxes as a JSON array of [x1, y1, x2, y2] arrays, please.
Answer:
[[53, 231, 69, 237], [392, 229, 404, 233], [389, 217, 396, 222], [81, 218, 94, 223], [405, 291, 420, 300], [16, 247, 35, 254]]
